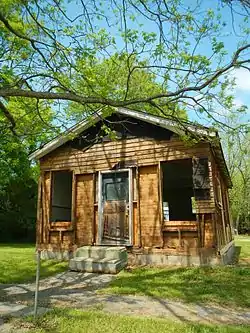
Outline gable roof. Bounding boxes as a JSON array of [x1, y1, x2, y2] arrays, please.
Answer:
[[29, 107, 232, 187]]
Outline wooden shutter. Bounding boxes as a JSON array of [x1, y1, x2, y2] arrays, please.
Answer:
[[193, 158, 210, 200]]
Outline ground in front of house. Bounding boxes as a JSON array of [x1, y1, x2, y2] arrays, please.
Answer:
[[0, 237, 250, 332], [9, 308, 250, 333], [0, 244, 67, 284]]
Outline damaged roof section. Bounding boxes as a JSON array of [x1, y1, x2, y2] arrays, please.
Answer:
[[29, 107, 232, 188]]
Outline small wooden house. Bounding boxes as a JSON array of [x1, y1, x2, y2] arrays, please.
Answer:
[[30, 108, 235, 267]]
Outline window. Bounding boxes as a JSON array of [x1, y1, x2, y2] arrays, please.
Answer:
[[162, 159, 196, 221], [102, 172, 129, 201], [50, 171, 73, 222], [162, 158, 211, 222]]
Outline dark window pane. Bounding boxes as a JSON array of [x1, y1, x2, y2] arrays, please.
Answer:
[[194, 189, 210, 201], [50, 171, 72, 222], [162, 159, 196, 221], [102, 172, 129, 201], [105, 182, 128, 201]]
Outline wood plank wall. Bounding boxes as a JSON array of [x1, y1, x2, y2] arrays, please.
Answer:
[[75, 174, 94, 245], [139, 165, 163, 247], [37, 137, 228, 252], [210, 152, 232, 250], [40, 138, 210, 172], [43, 171, 51, 244]]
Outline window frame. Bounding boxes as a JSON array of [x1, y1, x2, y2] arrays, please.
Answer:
[[49, 170, 73, 224]]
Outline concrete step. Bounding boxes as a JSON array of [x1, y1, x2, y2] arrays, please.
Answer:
[[69, 257, 127, 274], [74, 246, 127, 261]]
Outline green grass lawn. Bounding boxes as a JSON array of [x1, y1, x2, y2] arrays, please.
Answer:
[[0, 244, 68, 284], [101, 266, 250, 308], [235, 235, 250, 259], [101, 237, 250, 308], [18, 308, 250, 333]]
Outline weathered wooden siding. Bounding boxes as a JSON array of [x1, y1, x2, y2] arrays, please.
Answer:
[[133, 202, 139, 246], [162, 215, 214, 251], [139, 165, 163, 247], [75, 174, 94, 245], [210, 152, 233, 250], [42, 171, 51, 244], [204, 218, 214, 247], [36, 135, 225, 253], [40, 138, 210, 172], [163, 231, 198, 250]]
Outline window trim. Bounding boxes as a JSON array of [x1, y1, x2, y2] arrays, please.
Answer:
[[49, 170, 73, 224]]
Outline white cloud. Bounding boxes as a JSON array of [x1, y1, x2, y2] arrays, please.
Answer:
[[233, 98, 244, 108], [233, 68, 250, 91]]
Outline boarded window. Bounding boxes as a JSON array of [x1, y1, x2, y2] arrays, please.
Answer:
[[192, 158, 210, 200], [50, 171, 72, 222]]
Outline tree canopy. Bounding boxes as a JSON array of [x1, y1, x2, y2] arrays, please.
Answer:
[[222, 112, 250, 233], [0, 0, 249, 135], [0, 0, 250, 239]]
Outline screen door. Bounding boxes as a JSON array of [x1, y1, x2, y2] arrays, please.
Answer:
[[98, 170, 132, 245]]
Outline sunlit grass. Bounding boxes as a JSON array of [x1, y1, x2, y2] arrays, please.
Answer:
[[100, 266, 250, 308], [235, 235, 250, 259], [17, 308, 250, 333], [0, 244, 68, 284], [100, 236, 250, 308]]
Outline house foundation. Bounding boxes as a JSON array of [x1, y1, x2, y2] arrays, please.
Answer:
[[38, 242, 236, 268]]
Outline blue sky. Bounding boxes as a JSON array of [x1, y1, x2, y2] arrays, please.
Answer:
[[65, 0, 250, 127]]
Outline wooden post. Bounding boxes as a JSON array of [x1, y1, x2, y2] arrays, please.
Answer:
[[196, 214, 200, 248], [42, 172, 49, 244], [136, 167, 142, 248], [158, 162, 164, 248], [211, 212, 217, 249], [158, 162, 163, 226], [36, 175, 42, 245], [201, 214, 205, 247], [71, 172, 76, 244], [92, 173, 96, 245], [217, 177, 227, 244], [225, 188, 233, 241], [178, 229, 182, 249]]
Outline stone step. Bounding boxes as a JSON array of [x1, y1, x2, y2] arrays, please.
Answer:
[[74, 246, 127, 261], [69, 257, 127, 274]]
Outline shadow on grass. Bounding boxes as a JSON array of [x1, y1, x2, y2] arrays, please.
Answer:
[[233, 246, 241, 264], [0, 243, 35, 249], [102, 265, 250, 308], [233, 246, 250, 266], [1, 268, 250, 327]]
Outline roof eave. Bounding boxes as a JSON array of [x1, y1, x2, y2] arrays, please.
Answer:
[[29, 114, 100, 160], [29, 107, 217, 160]]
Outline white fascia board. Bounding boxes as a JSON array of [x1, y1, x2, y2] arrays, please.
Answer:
[[118, 107, 216, 137], [117, 107, 184, 135]]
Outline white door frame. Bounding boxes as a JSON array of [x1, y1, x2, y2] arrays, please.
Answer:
[[97, 168, 133, 246]]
